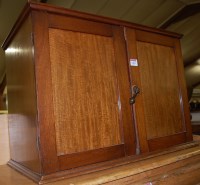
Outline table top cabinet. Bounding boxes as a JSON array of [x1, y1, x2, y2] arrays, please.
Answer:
[[2, 2, 192, 184]]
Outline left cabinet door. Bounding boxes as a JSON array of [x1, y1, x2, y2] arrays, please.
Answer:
[[33, 12, 136, 172]]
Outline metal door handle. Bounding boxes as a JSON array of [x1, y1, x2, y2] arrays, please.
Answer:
[[130, 85, 140, 105]]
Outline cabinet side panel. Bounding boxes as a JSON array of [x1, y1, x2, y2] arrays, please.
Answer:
[[5, 15, 41, 173], [174, 40, 192, 141], [49, 29, 122, 155]]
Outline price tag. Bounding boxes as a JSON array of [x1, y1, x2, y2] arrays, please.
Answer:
[[130, 59, 138, 66]]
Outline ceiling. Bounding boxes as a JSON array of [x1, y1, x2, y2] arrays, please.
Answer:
[[0, 0, 200, 89]]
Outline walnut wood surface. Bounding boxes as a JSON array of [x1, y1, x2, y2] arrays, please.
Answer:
[[5, 15, 41, 173]]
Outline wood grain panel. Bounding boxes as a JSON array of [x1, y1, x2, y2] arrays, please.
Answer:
[[48, 14, 113, 37], [135, 30, 176, 47], [1, 144, 200, 185], [27, 2, 182, 40], [112, 26, 136, 156], [41, 142, 198, 183], [137, 41, 184, 139], [121, 155, 200, 185], [50, 145, 200, 185], [32, 11, 59, 174], [174, 40, 193, 141], [124, 27, 149, 153], [148, 133, 186, 151], [5, 15, 41, 173], [49, 28, 122, 155], [58, 145, 124, 170]]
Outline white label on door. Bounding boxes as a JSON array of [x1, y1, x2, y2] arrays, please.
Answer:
[[130, 59, 138, 66]]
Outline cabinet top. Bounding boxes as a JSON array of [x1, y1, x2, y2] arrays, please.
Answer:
[[2, 1, 182, 49]]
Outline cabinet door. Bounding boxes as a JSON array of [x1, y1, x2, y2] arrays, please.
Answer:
[[33, 12, 136, 173], [125, 28, 192, 153]]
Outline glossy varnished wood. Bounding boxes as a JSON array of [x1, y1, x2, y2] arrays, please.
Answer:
[[32, 6, 136, 172], [124, 28, 149, 153], [2, 2, 182, 52], [148, 133, 186, 151], [1, 143, 200, 185], [40, 142, 198, 183], [112, 26, 136, 156], [108, 154, 200, 185], [32, 11, 59, 174], [2, 2, 193, 183], [29, 2, 182, 38], [5, 15, 41, 173], [47, 17, 136, 169], [48, 14, 113, 37], [135, 30, 176, 47], [58, 145, 124, 170], [49, 28, 122, 155], [137, 41, 184, 139], [125, 27, 192, 152], [57, 145, 200, 185], [174, 40, 193, 141]]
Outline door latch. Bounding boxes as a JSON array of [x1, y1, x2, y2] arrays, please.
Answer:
[[130, 85, 140, 105]]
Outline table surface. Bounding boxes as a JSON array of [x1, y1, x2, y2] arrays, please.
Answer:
[[1, 136, 200, 185]]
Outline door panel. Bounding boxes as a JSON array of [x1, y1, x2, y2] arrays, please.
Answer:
[[38, 14, 136, 171], [125, 28, 192, 152], [137, 41, 184, 139], [49, 29, 122, 155]]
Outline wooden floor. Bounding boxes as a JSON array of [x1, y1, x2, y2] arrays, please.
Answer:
[[1, 138, 200, 185]]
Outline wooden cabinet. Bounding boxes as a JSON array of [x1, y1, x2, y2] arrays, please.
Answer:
[[2, 2, 192, 184]]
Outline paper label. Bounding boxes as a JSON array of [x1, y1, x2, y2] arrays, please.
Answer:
[[130, 59, 138, 66]]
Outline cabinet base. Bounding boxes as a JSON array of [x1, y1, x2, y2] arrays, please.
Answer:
[[7, 160, 41, 183], [8, 141, 200, 184]]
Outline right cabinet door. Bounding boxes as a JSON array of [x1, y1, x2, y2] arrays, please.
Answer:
[[125, 28, 192, 153]]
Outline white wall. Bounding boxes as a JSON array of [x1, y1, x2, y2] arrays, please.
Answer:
[[0, 114, 10, 165], [191, 112, 200, 123]]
